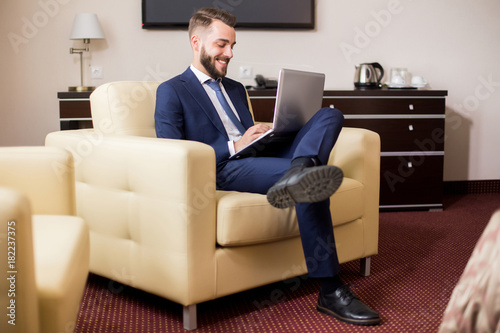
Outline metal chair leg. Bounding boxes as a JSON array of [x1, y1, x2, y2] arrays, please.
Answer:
[[360, 257, 371, 277], [183, 304, 197, 330]]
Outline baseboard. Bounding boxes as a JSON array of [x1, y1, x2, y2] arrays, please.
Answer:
[[444, 180, 500, 195]]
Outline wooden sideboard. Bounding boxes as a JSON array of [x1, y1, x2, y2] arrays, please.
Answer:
[[58, 88, 448, 211], [248, 88, 448, 211]]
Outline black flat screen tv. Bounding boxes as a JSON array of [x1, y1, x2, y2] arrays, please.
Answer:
[[142, 0, 315, 29]]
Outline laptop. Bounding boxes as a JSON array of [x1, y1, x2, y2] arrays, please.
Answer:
[[230, 68, 326, 160]]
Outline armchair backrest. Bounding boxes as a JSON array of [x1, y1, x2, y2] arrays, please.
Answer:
[[90, 81, 255, 138], [90, 81, 161, 137], [0, 147, 76, 215]]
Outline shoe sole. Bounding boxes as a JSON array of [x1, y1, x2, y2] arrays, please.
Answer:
[[267, 166, 343, 209], [316, 304, 381, 326]]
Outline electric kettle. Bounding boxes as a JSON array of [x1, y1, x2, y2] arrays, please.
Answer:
[[354, 62, 384, 89]]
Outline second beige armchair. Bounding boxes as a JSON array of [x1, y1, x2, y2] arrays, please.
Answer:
[[0, 147, 89, 333]]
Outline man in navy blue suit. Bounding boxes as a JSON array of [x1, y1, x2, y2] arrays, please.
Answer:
[[155, 8, 380, 326]]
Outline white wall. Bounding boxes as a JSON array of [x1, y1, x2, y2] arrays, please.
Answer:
[[1, 0, 499, 181]]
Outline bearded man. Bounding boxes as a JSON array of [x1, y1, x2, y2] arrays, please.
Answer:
[[154, 7, 380, 326]]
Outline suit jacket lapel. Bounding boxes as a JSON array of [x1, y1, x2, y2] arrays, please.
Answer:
[[180, 68, 229, 139], [223, 81, 255, 129]]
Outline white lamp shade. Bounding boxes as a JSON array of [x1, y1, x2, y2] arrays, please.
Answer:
[[70, 13, 105, 40]]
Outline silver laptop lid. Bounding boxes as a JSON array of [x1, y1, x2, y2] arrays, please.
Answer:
[[272, 69, 326, 133]]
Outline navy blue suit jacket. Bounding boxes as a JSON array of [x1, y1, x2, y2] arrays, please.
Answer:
[[155, 67, 255, 165]]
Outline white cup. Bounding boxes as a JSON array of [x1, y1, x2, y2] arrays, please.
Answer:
[[390, 68, 411, 85], [391, 75, 405, 85]]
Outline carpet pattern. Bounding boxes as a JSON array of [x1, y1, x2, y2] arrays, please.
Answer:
[[75, 194, 500, 332]]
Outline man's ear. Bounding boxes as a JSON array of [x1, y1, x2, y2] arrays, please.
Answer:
[[191, 35, 200, 51]]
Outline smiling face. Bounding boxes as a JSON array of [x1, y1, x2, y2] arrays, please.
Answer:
[[191, 19, 236, 79]]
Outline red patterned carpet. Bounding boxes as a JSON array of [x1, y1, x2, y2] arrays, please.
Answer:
[[76, 194, 500, 332]]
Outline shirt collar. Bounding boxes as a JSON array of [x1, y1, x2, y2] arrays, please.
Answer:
[[190, 65, 219, 84]]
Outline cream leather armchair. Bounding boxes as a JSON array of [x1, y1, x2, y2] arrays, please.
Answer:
[[45, 81, 381, 330], [0, 147, 89, 333]]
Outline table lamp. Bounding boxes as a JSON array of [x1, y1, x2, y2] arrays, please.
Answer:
[[69, 13, 105, 92]]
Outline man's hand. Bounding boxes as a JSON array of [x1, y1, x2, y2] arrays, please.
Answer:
[[234, 123, 272, 153]]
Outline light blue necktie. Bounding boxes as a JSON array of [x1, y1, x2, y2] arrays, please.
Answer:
[[206, 79, 246, 134]]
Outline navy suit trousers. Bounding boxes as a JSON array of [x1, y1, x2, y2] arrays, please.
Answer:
[[217, 107, 344, 278]]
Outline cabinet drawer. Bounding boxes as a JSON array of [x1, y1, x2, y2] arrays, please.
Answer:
[[59, 100, 91, 118], [344, 118, 445, 152], [249, 98, 275, 122], [60, 119, 93, 130], [323, 98, 445, 115], [380, 155, 444, 208]]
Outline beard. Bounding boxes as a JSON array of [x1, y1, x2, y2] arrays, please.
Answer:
[[200, 45, 229, 79]]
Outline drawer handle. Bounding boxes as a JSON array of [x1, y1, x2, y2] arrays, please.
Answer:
[[408, 124, 414, 131], [329, 104, 335, 109], [408, 162, 413, 168], [409, 104, 414, 110]]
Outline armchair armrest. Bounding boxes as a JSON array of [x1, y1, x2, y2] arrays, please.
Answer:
[[329, 127, 381, 257], [329, 127, 381, 185], [0, 187, 40, 333], [45, 130, 218, 305]]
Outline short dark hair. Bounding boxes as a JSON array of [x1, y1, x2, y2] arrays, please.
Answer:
[[188, 8, 237, 37]]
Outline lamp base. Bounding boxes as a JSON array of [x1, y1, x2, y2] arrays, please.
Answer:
[[68, 86, 95, 92]]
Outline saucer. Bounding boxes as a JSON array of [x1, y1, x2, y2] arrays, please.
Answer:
[[411, 83, 428, 88], [387, 83, 415, 89], [386, 82, 428, 89]]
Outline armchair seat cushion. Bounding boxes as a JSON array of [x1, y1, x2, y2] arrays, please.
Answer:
[[216, 177, 364, 246]]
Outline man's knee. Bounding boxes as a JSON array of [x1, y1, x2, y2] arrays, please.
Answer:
[[317, 107, 344, 126]]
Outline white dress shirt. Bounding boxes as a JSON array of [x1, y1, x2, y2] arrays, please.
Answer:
[[190, 65, 243, 155]]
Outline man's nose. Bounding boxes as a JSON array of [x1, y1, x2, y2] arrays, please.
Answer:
[[223, 46, 233, 59]]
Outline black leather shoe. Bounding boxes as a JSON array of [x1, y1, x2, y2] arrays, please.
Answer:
[[316, 285, 381, 326], [266, 165, 343, 209]]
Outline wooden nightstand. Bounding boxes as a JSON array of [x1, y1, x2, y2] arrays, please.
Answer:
[[57, 91, 93, 130]]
